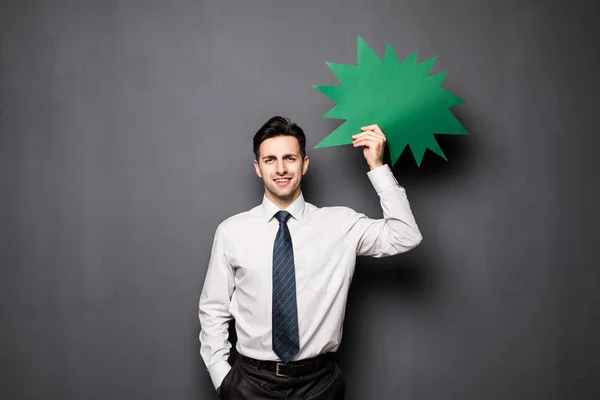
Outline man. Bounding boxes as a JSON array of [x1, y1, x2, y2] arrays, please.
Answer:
[[198, 116, 422, 399]]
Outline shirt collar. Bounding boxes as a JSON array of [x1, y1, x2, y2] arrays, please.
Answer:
[[261, 193, 306, 222]]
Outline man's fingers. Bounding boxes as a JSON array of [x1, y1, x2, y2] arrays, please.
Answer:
[[352, 131, 385, 141], [354, 129, 385, 141], [361, 124, 384, 136], [353, 138, 381, 148], [353, 130, 373, 138], [352, 138, 370, 147], [361, 124, 379, 132], [353, 132, 386, 146], [353, 135, 384, 146]]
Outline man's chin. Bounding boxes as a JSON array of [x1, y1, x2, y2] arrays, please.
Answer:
[[275, 191, 294, 200], [269, 187, 297, 201]]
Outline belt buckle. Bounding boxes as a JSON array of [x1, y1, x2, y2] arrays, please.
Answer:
[[275, 363, 289, 377]]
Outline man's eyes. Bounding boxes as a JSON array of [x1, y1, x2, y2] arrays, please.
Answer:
[[265, 157, 296, 163]]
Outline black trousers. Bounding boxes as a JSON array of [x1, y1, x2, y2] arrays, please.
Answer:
[[219, 357, 346, 399]]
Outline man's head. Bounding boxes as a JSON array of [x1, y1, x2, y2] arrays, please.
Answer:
[[253, 116, 309, 209]]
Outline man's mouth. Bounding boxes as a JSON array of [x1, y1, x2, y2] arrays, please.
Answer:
[[274, 178, 292, 186]]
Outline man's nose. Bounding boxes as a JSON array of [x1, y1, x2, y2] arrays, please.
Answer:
[[276, 160, 287, 174]]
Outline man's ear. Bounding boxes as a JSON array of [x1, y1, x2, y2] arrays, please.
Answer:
[[302, 156, 309, 175], [254, 159, 262, 178]]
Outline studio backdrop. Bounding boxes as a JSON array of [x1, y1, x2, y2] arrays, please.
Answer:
[[1, 0, 599, 399]]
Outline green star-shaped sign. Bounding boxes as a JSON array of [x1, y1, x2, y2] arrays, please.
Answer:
[[313, 36, 468, 167]]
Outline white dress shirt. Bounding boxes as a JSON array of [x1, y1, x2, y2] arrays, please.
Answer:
[[198, 164, 422, 389]]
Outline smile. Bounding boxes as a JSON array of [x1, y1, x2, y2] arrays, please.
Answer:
[[274, 178, 291, 185]]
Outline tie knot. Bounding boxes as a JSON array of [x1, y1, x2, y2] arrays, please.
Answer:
[[274, 210, 291, 224]]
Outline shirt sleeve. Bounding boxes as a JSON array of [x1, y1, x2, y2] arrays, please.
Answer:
[[198, 222, 235, 390], [343, 164, 423, 257]]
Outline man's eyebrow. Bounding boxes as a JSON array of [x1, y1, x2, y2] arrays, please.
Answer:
[[262, 153, 298, 159]]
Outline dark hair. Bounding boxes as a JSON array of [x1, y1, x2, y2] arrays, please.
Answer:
[[253, 116, 306, 160]]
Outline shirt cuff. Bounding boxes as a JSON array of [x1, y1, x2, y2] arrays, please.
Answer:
[[367, 164, 405, 194], [209, 360, 232, 390]]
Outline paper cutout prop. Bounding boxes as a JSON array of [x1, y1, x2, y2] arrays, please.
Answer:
[[313, 36, 468, 166]]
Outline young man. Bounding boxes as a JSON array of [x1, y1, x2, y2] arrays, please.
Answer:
[[198, 116, 422, 399]]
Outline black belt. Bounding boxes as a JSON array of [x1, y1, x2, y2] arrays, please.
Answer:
[[239, 353, 334, 377]]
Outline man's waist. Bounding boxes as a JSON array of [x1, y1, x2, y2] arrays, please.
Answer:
[[239, 352, 336, 377]]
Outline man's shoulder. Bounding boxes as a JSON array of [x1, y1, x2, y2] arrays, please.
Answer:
[[305, 202, 358, 218]]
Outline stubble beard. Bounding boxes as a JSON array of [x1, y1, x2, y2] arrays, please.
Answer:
[[266, 179, 300, 204]]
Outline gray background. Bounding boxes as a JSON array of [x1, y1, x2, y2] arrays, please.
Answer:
[[1, 0, 599, 399]]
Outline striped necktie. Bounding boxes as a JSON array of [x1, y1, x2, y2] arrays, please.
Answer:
[[271, 210, 300, 363]]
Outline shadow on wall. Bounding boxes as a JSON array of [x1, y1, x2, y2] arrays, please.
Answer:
[[389, 107, 475, 185], [352, 252, 434, 302]]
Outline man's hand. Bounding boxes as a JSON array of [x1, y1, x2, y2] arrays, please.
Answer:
[[352, 124, 386, 170]]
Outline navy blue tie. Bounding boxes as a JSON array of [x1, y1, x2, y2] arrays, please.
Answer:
[[271, 210, 300, 363]]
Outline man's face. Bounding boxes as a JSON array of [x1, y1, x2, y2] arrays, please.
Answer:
[[254, 136, 309, 207]]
